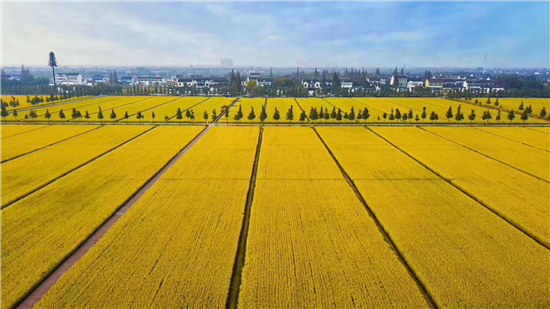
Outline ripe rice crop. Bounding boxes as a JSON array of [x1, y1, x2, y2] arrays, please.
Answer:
[[1, 96, 116, 122], [239, 127, 430, 308], [174, 97, 235, 123], [35, 127, 258, 309], [1, 126, 204, 309], [529, 127, 549, 134], [477, 127, 549, 151], [325, 97, 385, 123], [316, 127, 550, 308], [372, 127, 550, 248], [471, 97, 550, 116], [1, 95, 92, 111], [1, 125, 151, 208], [264, 98, 298, 123], [424, 127, 549, 181], [1, 125, 99, 162], [87, 96, 177, 122], [126, 96, 208, 123], [228, 98, 266, 123], [0, 125, 47, 139]]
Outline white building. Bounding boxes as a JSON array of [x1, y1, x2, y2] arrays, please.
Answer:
[[55, 73, 84, 85], [135, 76, 165, 86]]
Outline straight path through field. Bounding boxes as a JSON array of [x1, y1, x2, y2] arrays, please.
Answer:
[[316, 127, 550, 308], [33, 127, 259, 309], [7, 126, 206, 309], [370, 127, 550, 250]]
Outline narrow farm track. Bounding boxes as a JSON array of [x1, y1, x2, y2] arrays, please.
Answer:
[[418, 127, 550, 183], [366, 127, 550, 251], [1, 126, 155, 209], [293, 98, 309, 121], [1, 126, 103, 163], [215, 97, 240, 125], [226, 127, 263, 309], [313, 127, 438, 309], [14, 125, 210, 309]]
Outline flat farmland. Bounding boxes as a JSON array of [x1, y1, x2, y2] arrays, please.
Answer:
[[177, 97, 235, 123], [326, 97, 385, 123], [240, 127, 430, 308], [1, 125, 99, 162], [1, 96, 117, 122], [35, 127, 259, 309], [371, 127, 550, 248], [0, 125, 47, 138], [295, 98, 331, 121], [229, 98, 266, 123], [317, 127, 550, 308], [264, 98, 299, 123], [471, 97, 550, 116], [127, 96, 208, 123], [1, 125, 152, 208], [91, 96, 178, 122], [1, 126, 204, 309], [1, 95, 92, 111], [476, 127, 549, 151], [1, 124, 549, 309], [529, 127, 549, 134], [424, 127, 549, 181]]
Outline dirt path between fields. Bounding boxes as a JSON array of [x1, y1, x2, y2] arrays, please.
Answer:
[[15, 125, 212, 309]]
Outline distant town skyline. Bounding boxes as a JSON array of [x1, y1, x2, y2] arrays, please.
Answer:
[[3, 2, 549, 68]]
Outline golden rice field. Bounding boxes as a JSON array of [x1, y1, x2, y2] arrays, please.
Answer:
[[228, 98, 266, 123], [1, 124, 549, 309], [469, 97, 550, 116], [1, 95, 93, 111], [2, 96, 550, 125]]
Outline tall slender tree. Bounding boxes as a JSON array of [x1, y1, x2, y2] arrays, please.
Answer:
[[286, 105, 294, 122], [49, 52, 58, 91]]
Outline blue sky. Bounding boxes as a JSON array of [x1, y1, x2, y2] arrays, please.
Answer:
[[3, 1, 549, 68]]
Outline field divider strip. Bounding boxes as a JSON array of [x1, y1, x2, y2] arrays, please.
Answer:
[[215, 98, 240, 125], [524, 126, 550, 134], [365, 126, 550, 251], [66, 96, 155, 122], [471, 127, 550, 153], [226, 127, 263, 309], [418, 127, 549, 183], [31, 96, 120, 117], [165, 97, 212, 122], [1, 125, 49, 139], [115, 96, 184, 122], [1, 126, 156, 210], [293, 98, 310, 122], [11, 96, 98, 113], [312, 127, 439, 309], [14, 125, 211, 309], [1, 126, 104, 164]]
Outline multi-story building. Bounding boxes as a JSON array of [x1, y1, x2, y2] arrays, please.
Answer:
[[55, 73, 84, 85]]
